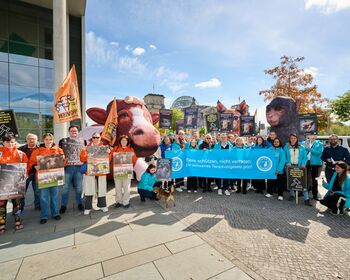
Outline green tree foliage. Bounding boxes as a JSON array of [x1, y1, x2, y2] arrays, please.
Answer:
[[171, 108, 184, 131], [329, 90, 350, 122]]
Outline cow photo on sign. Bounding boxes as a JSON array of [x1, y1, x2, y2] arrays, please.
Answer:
[[87, 146, 110, 175], [240, 116, 255, 136], [159, 109, 173, 129], [37, 154, 65, 189], [113, 152, 134, 179]]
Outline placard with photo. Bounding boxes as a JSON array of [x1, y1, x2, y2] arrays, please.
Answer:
[[87, 146, 110, 175], [113, 152, 134, 179], [37, 154, 65, 189], [0, 163, 27, 199]]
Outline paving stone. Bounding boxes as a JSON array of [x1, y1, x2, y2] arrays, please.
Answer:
[[16, 236, 123, 280], [209, 267, 253, 280], [164, 234, 205, 254], [102, 244, 171, 276], [127, 211, 178, 230], [154, 244, 234, 280], [46, 263, 104, 280], [101, 262, 163, 280], [0, 229, 74, 263], [116, 221, 193, 254], [0, 259, 22, 280]]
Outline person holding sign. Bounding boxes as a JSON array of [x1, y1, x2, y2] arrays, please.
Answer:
[[29, 133, 64, 224], [110, 135, 136, 209], [0, 134, 28, 234], [320, 161, 350, 215], [284, 134, 312, 206], [80, 132, 110, 215]]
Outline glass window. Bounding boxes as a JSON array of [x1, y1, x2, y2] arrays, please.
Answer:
[[0, 84, 9, 109], [9, 41, 38, 66], [0, 8, 8, 39], [0, 62, 8, 84], [40, 110, 54, 129], [17, 128, 41, 144], [10, 86, 39, 109], [0, 40, 8, 62], [39, 48, 53, 68], [9, 64, 38, 87], [9, 16, 38, 45], [39, 67, 53, 89], [39, 23, 52, 48], [39, 89, 53, 109]]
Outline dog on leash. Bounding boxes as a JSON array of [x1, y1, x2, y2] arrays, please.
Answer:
[[153, 185, 176, 208]]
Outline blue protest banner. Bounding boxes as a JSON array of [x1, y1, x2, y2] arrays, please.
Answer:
[[165, 149, 276, 179]]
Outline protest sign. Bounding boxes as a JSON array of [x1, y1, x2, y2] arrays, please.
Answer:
[[87, 146, 109, 175], [286, 166, 307, 192], [219, 113, 233, 132], [159, 109, 173, 129], [298, 113, 318, 136], [0, 110, 19, 138], [184, 108, 198, 129], [37, 154, 65, 189], [156, 158, 172, 181], [205, 113, 220, 133], [113, 152, 133, 179], [61, 138, 85, 165], [175, 120, 184, 134], [0, 163, 26, 199], [240, 116, 255, 136]]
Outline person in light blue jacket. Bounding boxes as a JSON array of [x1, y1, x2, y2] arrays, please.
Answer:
[[320, 161, 350, 215], [302, 134, 323, 200], [284, 134, 312, 206], [266, 137, 286, 200], [137, 164, 158, 202], [252, 136, 267, 193]]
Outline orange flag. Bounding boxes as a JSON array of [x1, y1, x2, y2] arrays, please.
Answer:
[[101, 97, 118, 145], [53, 65, 81, 124]]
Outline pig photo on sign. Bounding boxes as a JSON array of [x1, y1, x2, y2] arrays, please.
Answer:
[[266, 96, 298, 143]]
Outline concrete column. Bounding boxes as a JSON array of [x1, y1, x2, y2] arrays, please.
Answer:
[[53, 0, 68, 142], [81, 15, 86, 128]]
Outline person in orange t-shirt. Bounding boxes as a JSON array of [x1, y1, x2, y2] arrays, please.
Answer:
[[0, 134, 28, 234], [29, 133, 64, 224], [110, 135, 137, 209]]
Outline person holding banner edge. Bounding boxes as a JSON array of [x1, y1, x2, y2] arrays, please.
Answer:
[[233, 137, 248, 194], [284, 134, 312, 206], [252, 136, 267, 194], [29, 133, 64, 224], [0, 134, 28, 234], [110, 135, 137, 209], [199, 134, 214, 193], [186, 138, 199, 192], [172, 130, 187, 191]]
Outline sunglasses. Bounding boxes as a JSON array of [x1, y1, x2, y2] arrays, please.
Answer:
[[92, 136, 100, 139]]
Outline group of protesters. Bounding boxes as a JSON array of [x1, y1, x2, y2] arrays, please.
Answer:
[[160, 130, 350, 211], [0, 125, 349, 235]]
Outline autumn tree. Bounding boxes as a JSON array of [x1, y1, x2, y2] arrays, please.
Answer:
[[259, 56, 329, 129], [329, 90, 350, 122]]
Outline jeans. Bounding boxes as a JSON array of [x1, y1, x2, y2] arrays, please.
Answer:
[[290, 190, 309, 201], [40, 186, 59, 219], [22, 172, 40, 209], [138, 189, 157, 201], [61, 165, 83, 207]]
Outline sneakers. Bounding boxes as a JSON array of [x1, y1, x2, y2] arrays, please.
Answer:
[[265, 193, 272, 198], [278, 196, 283, 201], [194, 190, 198, 193], [188, 190, 192, 193], [59, 206, 66, 214], [218, 189, 223, 196], [115, 203, 122, 208], [53, 215, 61, 220], [101, 207, 108, 213], [84, 209, 91, 215], [40, 219, 47, 224], [123, 204, 130, 209], [175, 187, 183, 192], [224, 190, 231, 196]]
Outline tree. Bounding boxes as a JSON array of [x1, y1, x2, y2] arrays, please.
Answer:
[[329, 90, 350, 122], [259, 56, 329, 129], [171, 108, 184, 131]]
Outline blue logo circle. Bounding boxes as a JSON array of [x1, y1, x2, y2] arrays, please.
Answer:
[[172, 157, 183, 172], [256, 156, 272, 172]]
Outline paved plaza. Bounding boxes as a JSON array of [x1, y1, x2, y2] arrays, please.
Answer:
[[1, 180, 350, 280]]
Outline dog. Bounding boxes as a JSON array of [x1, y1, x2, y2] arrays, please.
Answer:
[[153, 185, 176, 208]]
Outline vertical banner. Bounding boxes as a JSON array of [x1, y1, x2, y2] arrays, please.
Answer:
[[53, 65, 82, 124], [175, 120, 184, 134], [0, 163, 27, 199], [205, 113, 220, 133], [159, 109, 173, 129], [298, 113, 318, 135], [184, 108, 198, 129], [37, 155, 65, 189], [0, 110, 19, 138], [87, 146, 110, 175], [286, 166, 307, 192], [240, 116, 256, 136], [219, 113, 233, 132], [113, 152, 134, 179], [101, 98, 118, 145], [156, 158, 172, 181]]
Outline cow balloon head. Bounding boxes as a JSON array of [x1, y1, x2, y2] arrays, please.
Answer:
[[85, 96, 161, 158], [217, 100, 248, 135]]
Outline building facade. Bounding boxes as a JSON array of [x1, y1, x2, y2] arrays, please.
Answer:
[[0, 0, 86, 143], [144, 93, 165, 113]]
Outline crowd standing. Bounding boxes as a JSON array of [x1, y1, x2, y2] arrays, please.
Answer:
[[0, 127, 349, 234]]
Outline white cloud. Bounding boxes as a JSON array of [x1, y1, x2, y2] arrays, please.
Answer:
[[154, 66, 189, 93], [305, 0, 350, 13], [149, 44, 157, 50], [304, 66, 319, 77], [86, 31, 116, 64], [125, 45, 131, 51], [195, 78, 222, 89], [110, 41, 119, 47], [132, 47, 145, 56], [116, 57, 147, 74]]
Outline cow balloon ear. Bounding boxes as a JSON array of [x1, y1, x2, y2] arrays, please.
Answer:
[[151, 112, 159, 125], [86, 108, 108, 125]]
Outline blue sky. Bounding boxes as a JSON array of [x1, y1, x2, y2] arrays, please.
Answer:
[[85, 0, 350, 123]]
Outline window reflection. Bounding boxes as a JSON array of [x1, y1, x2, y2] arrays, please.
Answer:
[[0, 84, 9, 109], [10, 86, 39, 108], [0, 9, 7, 39], [0, 62, 8, 84], [39, 48, 53, 68], [39, 67, 53, 89], [0, 40, 9, 62], [39, 89, 53, 109], [9, 64, 39, 87], [9, 16, 38, 45], [9, 41, 38, 66]]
